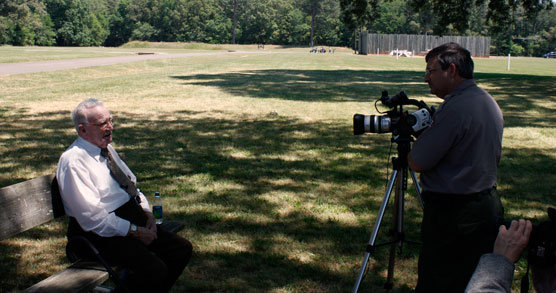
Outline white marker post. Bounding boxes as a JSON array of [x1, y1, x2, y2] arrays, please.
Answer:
[[507, 54, 511, 71]]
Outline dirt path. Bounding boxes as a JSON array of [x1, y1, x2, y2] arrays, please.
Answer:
[[0, 51, 265, 76]]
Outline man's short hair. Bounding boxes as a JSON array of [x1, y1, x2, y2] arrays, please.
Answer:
[[71, 98, 104, 132], [426, 42, 474, 79]]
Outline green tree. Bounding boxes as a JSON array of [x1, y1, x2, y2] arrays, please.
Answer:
[[45, 0, 109, 46], [312, 0, 350, 46], [339, 0, 378, 30], [0, 0, 55, 45], [237, 0, 279, 44], [300, 0, 321, 47], [369, 0, 420, 34], [408, 0, 553, 35], [408, 0, 476, 35], [220, 0, 248, 44], [269, 1, 304, 45], [131, 21, 158, 41], [148, 0, 228, 44], [104, 0, 134, 46]]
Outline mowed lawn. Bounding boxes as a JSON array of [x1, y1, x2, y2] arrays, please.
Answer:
[[1, 44, 556, 292]]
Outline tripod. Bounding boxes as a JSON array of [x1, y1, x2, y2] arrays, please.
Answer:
[[352, 135, 424, 293]]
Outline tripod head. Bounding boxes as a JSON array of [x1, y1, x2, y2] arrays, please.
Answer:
[[353, 91, 433, 137]]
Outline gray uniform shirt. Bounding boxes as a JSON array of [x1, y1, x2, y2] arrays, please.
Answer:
[[411, 79, 504, 194], [465, 253, 514, 293]]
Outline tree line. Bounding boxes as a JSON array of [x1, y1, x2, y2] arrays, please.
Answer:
[[1, 0, 555, 56]]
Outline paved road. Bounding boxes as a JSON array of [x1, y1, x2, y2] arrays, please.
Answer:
[[0, 51, 264, 76]]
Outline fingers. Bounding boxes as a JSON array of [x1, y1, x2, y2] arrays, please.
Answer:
[[513, 219, 533, 238], [509, 219, 520, 231], [503, 219, 533, 237], [522, 220, 533, 246], [524, 220, 533, 236], [136, 226, 157, 245]]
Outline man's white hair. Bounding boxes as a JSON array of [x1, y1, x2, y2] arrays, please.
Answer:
[[71, 98, 104, 132]]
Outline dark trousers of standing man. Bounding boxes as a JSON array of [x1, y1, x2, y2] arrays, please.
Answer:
[[67, 201, 193, 293], [415, 187, 504, 293]]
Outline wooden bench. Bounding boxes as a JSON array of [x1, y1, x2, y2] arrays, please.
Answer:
[[0, 174, 183, 292]]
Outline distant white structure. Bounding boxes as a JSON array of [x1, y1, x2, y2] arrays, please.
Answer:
[[358, 33, 491, 57], [389, 49, 413, 57]]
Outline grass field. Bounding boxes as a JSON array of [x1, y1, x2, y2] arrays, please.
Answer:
[[1, 44, 556, 292]]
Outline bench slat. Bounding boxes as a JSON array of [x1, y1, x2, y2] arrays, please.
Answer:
[[0, 174, 64, 240], [23, 262, 109, 293]]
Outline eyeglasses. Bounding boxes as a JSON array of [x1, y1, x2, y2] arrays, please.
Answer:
[[425, 68, 441, 76], [88, 116, 115, 130]]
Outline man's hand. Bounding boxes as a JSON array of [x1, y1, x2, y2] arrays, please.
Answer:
[[129, 225, 157, 246], [145, 211, 158, 235], [493, 219, 533, 262]]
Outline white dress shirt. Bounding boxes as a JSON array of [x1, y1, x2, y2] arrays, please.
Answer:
[[57, 137, 150, 237]]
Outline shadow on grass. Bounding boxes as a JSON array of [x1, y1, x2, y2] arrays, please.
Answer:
[[171, 69, 556, 128], [172, 69, 428, 102], [475, 73, 556, 128], [0, 219, 68, 290], [0, 107, 75, 186], [1, 68, 555, 291]]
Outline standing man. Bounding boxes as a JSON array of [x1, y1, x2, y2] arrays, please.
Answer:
[[408, 43, 505, 292], [57, 98, 192, 292]]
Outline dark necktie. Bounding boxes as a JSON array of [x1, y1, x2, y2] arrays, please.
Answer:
[[100, 148, 139, 198], [101, 148, 147, 226]]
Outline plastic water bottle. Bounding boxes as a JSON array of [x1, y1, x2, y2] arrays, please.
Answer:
[[153, 192, 163, 224]]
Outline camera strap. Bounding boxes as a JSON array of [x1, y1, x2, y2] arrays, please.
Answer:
[[521, 261, 530, 293]]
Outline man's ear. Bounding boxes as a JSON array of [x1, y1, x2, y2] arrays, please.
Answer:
[[78, 124, 86, 135], [449, 63, 458, 78]]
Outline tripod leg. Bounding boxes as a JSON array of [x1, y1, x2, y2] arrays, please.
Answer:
[[409, 169, 424, 208], [385, 168, 405, 290], [385, 240, 397, 291], [352, 170, 398, 293]]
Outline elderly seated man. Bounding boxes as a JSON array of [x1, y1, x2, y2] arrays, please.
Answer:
[[57, 98, 192, 292]]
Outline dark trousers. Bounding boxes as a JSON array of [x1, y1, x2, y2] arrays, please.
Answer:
[[415, 187, 504, 293], [67, 203, 192, 293]]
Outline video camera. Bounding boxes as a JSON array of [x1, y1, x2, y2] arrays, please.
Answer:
[[496, 207, 556, 268], [528, 207, 556, 268], [353, 91, 433, 137]]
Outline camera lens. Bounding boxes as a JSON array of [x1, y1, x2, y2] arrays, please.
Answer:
[[353, 114, 391, 134], [353, 114, 366, 135], [371, 115, 391, 133]]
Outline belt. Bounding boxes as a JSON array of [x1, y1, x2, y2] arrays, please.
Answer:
[[423, 186, 496, 203]]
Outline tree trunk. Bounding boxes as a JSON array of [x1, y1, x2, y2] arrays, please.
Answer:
[[232, 0, 238, 44], [310, 6, 316, 47]]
